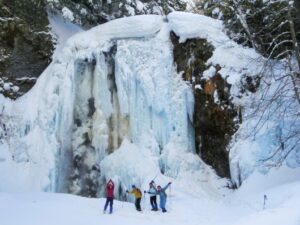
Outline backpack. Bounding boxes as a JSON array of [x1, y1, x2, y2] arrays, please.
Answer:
[[136, 188, 142, 196]]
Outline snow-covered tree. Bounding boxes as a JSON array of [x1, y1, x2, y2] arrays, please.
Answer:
[[199, 0, 299, 59], [47, 0, 187, 26], [198, 0, 300, 166]]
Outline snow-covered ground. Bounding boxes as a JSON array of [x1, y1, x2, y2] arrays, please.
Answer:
[[1, 166, 299, 225]]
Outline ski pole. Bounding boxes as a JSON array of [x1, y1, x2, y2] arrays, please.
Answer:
[[143, 191, 146, 210], [263, 195, 267, 210], [151, 172, 160, 183], [168, 183, 172, 210]]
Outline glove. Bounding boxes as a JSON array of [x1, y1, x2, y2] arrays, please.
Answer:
[[126, 190, 129, 193], [168, 182, 172, 185], [144, 190, 146, 193]]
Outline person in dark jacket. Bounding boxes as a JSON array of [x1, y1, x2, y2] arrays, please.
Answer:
[[126, 185, 142, 211], [147, 181, 158, 211], [148, 182, 171, 213], [103, 179, 114, 214]]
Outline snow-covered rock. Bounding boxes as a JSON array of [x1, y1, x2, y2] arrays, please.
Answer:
[[62, 7, 75, 22]]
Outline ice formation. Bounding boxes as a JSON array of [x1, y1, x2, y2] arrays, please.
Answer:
[[0, 12, 289, 196], [0, 14, 200, 196]]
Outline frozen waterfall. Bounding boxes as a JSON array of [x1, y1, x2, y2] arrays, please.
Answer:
[[0, 14, 202, 197]]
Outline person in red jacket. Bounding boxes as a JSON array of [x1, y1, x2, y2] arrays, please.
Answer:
[[103, 179, 114, 214]]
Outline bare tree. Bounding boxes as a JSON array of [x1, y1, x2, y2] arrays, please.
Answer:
[[198, 0, 300, 166]]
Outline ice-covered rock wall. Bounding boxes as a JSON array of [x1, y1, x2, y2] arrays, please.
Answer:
[[1, 11, 285, 196], [0, 14, 200, 197]]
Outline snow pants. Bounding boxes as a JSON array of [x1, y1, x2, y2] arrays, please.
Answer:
[[150, 196, 158, 210], [104, 197, 113, 213], [135, 197, 142, 211]]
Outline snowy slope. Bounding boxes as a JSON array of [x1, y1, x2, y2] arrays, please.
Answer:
[[1, 167, 300, 225]]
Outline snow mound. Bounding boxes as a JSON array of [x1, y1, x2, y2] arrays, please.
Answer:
[[168, 11, 262, 85], [64, 15, 163, 54], [100, 139, 160, 196]]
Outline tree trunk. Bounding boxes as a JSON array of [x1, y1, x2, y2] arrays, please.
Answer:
[[288, 10, 300, 75]]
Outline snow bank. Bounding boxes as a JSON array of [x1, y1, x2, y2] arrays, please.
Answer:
[[227, 167, 300, 225], [64, 15, 163, 54], [168, 11, 262, 85], [168, 11, 224, 44], [100, 139, 160, 197]]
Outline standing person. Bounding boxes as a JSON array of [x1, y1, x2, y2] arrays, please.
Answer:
[[103, 179, 114, 214], [148, 182, 171, 213], [126, 185, 142, 211], [147, 181, 158, 211]]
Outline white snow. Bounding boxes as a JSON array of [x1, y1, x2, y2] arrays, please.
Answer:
[[100, 139, 161, 195], [183, 0, 196, 11], [136, 1, 145, 11], [65, 15, 163, 53], [12, 86, 20, 92], [62, 7, 75, 22], [3, 83, 11, 91], [168, 11, 263, 85], [125, 5, 135, 16], [203, 65, 216, 79], [80, 8, 87, 15], [212, 7, 220, 15], [1, 166, 299, 225]]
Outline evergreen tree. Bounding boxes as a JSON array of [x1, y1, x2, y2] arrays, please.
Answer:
[[197, 0, 299, 60]]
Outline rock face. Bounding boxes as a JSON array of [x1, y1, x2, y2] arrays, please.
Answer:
[[171, 32, 238, 178], [0, 0, 53, 99], [0, 0, 186, 99]]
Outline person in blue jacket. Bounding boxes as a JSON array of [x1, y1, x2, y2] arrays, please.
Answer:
[[148, 182, 171, 213]]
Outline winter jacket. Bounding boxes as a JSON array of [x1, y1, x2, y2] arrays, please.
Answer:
[[149, 183, 170, 197], [128, 188, 142, 199], [148, 187, 157, 197], [106, 181, 114, 198]]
